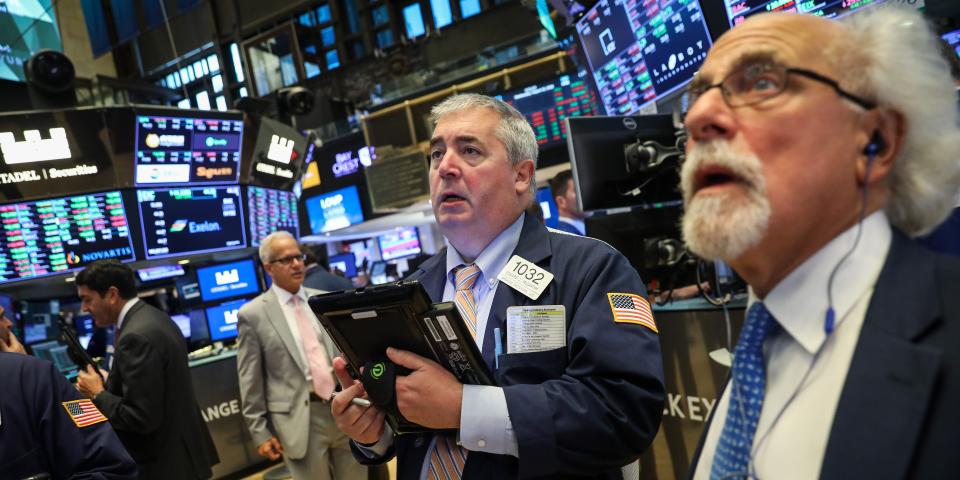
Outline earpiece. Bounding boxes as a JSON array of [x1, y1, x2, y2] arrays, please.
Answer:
[[864, 131, 885, 160]]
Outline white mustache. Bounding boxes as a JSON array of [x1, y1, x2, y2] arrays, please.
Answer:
[[681, 141, 766, 203]]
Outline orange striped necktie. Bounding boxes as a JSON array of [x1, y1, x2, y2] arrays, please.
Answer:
[[427, 263, 481, 479]]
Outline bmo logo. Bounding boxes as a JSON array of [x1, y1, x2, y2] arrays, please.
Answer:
[[215, 269, 240, 285]]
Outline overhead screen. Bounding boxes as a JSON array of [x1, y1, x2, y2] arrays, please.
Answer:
[[248, 117, 307, 190], [495, 73, 601, 148], [0, 191, 135, 284], [0, 0, 62, 82], [378, 227, 421, 261], [576, 0, 712, 115], [725, 0, 881, 26], [247, 186, 299, 245], [196, 258, 259, 303], [134, 111, 244, 186], [304, 185, 365, 234], [136, 186, 246, 259]]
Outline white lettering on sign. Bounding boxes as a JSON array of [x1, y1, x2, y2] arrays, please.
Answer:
[[201, 399, 242, 422], [266, 134, 294, 164], [47, 164, 98, 178], [215, 269, 239, 285], [0, 128, 71, 164], [661, 393, 717, 423], [0, 170, 41, 184]]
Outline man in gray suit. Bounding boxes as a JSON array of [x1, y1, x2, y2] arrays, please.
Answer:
[[236, 231, 366, 480]]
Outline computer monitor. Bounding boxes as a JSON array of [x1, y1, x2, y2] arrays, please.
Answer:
[[536, 187, 560, 229], [187, 309, 210, 348], [205, 298, 247, 342], [196, 258, 260, 303], [566, 115, 682, 212], [328, 252, 358, 278], [133, 109, 244, 186], [944, 29, 960, 60], [0, 191, 136, 284], [136, 185, 247, 259], [30, 339, 78, 376], [725, 0, 880, 27], [575, 0, 712, 115], [378, 227, 421, 261], [169, 313, 193, 338], [494, 73, 601, 148], [369, 260, 388, 285], [246, 186, 300, 245], [248, 117, 308, 190], [137, 264, 186, 283], [304, 185, 365, 234]]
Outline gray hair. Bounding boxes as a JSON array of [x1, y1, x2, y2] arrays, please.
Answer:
[[429, 93, 539, 188], [835, 6, 960, 236], [258, 231, 297, 263]]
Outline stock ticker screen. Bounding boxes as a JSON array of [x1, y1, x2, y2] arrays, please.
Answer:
[[134, 114, 243, 186], [137, 186, 247, 259], [725, 0, 883, 26], [0, 191, 134, 283], [495, 74, 600, 147], [247, 186, 300, 245], [576, 0, 712, 115]]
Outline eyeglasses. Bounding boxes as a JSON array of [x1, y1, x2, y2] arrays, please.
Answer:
[[270, 253, 306, 266], [686, 61, 876, 110]]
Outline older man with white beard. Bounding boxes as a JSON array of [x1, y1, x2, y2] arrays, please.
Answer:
[[680, 7, 960, 480]]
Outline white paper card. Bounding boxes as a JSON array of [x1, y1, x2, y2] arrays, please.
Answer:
[[497, 255, 554, 300], [506, 305, 566, 354]]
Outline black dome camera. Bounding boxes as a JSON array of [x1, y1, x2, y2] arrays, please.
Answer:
[[25, 49, 75, 94]]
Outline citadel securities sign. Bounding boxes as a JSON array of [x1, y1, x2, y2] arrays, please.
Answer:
[[0, 127, 100, 185]]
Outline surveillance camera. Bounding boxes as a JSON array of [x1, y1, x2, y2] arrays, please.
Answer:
[[25, 49, 75, 93]]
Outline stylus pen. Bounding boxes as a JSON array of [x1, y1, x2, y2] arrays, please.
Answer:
[[330, 392, 372, 407]]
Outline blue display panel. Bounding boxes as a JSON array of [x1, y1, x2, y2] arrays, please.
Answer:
[[576, 0, 712, 115], [247, 186, 299, 245], [0, 191, 135, 284], [328, 252, 357, 277], [196, 258, 260, 303], [495, 73, 601, 148], [304, 185, 365, 234], [134, 113, 244, 185], [136, 186, 247, 260], [205, 298, 247, 342], [536, 186, 560, 229], [378, 227, 421, 261], [725, 0, 883, 27], [169, 313, 192, 338]]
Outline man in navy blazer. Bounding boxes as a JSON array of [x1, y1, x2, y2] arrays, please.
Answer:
[[330, 94, 665, 479], [681, 7, 960, 479]]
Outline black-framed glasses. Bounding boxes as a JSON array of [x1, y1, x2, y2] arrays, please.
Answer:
[[270, 253, 306, 266], [686, 61, 876, 110]]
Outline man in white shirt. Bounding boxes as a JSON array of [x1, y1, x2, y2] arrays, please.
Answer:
[[236, 232, 366, 480], [682, 6, 960, 480]]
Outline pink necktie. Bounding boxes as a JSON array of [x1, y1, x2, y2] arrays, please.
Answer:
[[292, 295, 335, 399]]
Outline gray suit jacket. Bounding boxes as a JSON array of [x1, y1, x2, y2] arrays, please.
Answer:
[[236, 287, 339, 459]]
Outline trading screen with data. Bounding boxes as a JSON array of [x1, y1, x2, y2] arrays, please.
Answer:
[[576, 0, 712, 115], [725, 0, 883, 26], [137, 186, 246, 259], [0, 191, 134, 283], [247, 186, 299, 245], [134, 114, 243, 185], [495, 74, 600, 148]]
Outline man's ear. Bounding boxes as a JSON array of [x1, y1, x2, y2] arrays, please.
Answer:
[[514, 159, 536, 195], [856, 108, 904, 187]]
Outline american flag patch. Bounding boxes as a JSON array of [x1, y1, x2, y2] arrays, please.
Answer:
[[607, 293, 657, 332], [62, 399, 108, 428]]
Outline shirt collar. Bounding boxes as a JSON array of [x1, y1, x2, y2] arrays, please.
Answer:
[[558, 216, 585, 234], [117, 297, 140, 331], [750, 210, 892, 353], [272, 283, 307, 306], [445, 212, 526, 289]]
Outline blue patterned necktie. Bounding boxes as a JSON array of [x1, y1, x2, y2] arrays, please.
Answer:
[[710, 302, 777, 479]]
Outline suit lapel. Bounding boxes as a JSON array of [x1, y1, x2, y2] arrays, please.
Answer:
[[820, 233, 943, 480], [262, 289, 309, 373]]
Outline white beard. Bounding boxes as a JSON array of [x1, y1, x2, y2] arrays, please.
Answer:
[[680, 141, 771, 261]]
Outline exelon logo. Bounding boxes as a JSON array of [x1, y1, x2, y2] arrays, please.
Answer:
[[169, 219, 188, 233]]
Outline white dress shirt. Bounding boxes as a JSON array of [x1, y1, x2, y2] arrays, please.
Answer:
[[272, 284, 323, 381], [115, 297, 140, 332], [694, 211, 892, 480]]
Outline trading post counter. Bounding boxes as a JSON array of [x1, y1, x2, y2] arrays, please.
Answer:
[[640, 298, 746, 480], [189, 349, 268, 478]]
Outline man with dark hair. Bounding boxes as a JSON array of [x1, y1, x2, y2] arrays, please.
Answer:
[[75, 259, 219, 479], [548, 169, 587, 235], [303, 245, 354, 291]]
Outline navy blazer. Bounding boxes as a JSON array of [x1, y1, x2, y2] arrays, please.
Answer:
[[687, 232, 960, 479], [355, 214, 665, 479]]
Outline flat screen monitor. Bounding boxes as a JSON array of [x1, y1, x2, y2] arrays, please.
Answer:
[[576, 0, 713, 115], [725, 0, 881, 27], [378, 227, 421, 261], [196, 258, 260, 303], [136, 186, 247, 259], [0, 191, 136, 284], [328, 252, 357, 277], [248, 117, 308, 190], [0, 108, 119, 201], [495, 73, 601, 148], [369, 260, 387, 285], [74, 314, 94, 336], [205, 298, 246, 342], [30, 340, 77, 375], [0, 1, 61, 83], [187, 309, 209, 346], [567, 115, 682, 211], [169, 313, 193, 338], [246, 186, 299, 245], [137, 264, 185, 283], [304, 185, 365, 234], [944, 29, 960, 59], [536, 186, 560, 229], [133, 110, 244, 186]]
